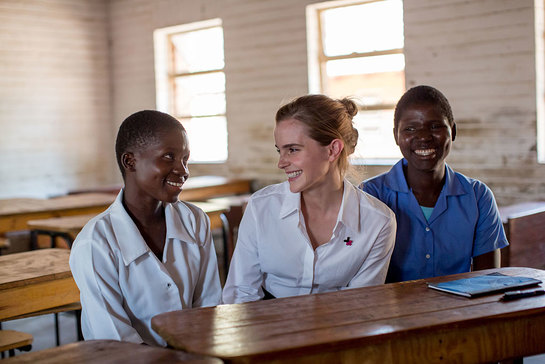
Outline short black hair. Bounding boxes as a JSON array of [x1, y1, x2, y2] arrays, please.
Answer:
[[115, 110, 184, 177], [394, 85, 454, 129]]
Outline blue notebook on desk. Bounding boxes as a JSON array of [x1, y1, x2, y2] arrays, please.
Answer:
[[427, 272, 542, 297]]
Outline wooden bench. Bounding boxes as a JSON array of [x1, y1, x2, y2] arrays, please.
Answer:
[[0, 330, 32, 358], [1, 339, 222, 363], [499, 202, 545, 269]]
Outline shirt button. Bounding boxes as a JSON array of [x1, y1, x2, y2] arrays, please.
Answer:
[[425, 227, 430, 232], [167, 283, 172, 288], [425, 254, 431, 259]]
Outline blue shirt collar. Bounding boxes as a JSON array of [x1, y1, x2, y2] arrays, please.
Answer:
[[384, 159, 467, 196]]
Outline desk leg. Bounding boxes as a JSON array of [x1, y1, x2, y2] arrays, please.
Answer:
[[76, 309, 83, 341], [30, 230, 38, 250], [54, 313, 60, 346], [221, 205, 244, 271], [219, 213, 230, 274]]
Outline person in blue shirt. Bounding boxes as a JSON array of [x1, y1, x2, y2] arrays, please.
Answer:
[[360, 85, 509, 283]]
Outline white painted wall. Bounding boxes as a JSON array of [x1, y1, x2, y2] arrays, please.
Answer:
[[1, 0, 544, 205], [0, 0, 112, 198]]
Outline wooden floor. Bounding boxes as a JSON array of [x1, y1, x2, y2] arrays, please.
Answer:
[[2, 311, 78, 353]]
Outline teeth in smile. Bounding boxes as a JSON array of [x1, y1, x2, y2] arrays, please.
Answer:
[[167, 181, 183, 187], [414, 149, 435, 156], [287, 171, 302, 178]]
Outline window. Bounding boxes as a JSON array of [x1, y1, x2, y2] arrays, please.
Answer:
[[307, 0, 405, 164], [154, 19, 227, 163], [536, 0, 545, 163]]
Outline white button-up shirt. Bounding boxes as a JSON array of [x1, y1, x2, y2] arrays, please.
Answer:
[[222, 179, 396, 304], [69, 191, 222, 346]]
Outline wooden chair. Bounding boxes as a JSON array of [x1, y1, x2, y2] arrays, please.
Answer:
[[208, 194, 250, 270], [0, 330, 32, 358], [0, 237, 9, 255], [503, 209, 545, 269], [499, 202, 545, 269]]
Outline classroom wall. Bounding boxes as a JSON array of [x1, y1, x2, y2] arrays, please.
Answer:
[[108, 0, 315, 186], [0, 0, 113, 198], [1, 0, 544, 205], [403, 0, 543, 205]]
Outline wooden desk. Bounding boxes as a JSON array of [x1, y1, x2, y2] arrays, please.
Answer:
[[181, 176, 252, 201], [27, 200, 229, 246], [67, 176, 253, 202], [2, 340, 223, 363], [0, 193, 115, 236], [152, 267, 545, 363], [0, 248, 79, 322]]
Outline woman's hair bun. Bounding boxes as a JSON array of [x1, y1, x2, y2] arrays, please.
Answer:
[[340, 98, 358, 119]]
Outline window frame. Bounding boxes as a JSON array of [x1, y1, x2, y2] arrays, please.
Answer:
[[536, 0, 545, 163], [307, 0, 405, 165], [154, 18, 227, 163]]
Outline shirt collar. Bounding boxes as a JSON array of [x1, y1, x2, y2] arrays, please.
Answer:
[[337, 179, 361, 233], [277, 179, 360, 232], [164, 201, 199, 244], [279, 182, 300, 219], [384, 159, 467, 196], [109, 190, 196, 266], [110, 190, 151, 266]]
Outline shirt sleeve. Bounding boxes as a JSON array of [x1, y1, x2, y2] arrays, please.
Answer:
[[472, 182, 509, 257], [346, 211, 397, 288], [191, 212, 222, 308], [222, 199, 265, 304], [69, 239, 143, 343]]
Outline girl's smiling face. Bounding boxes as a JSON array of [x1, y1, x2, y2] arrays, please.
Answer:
[[130, 126, 190, 204], [274, 118, 335, 194], [394, 103, 456, 174]]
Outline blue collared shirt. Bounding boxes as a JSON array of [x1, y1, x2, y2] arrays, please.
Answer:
[[360, 159, 509, 282]]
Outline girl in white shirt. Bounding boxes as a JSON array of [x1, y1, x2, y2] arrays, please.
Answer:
[[69, 110, 222, 346], [222, 95, 396, 303]]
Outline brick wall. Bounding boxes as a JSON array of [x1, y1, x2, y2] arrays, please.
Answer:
[[1, 0, 544, 205]]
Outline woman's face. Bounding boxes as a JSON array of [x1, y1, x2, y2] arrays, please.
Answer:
[[274, 118, 333, 193], [394, 103, 455, 174], [129, 127, 190, 204]]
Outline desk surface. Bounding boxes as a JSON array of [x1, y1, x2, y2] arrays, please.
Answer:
[[2, 340, 222, 364], [67, 176, 252, 202], [498, 201, 545, 223], [26, 200, 230, 237], [181, 176, 252, 201], [0, 248, 79, 321], [0, 193, 115, 234], [152, 267, 545, 363]]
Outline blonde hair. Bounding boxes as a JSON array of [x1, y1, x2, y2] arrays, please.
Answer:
[[275, 94, 359, 177]]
